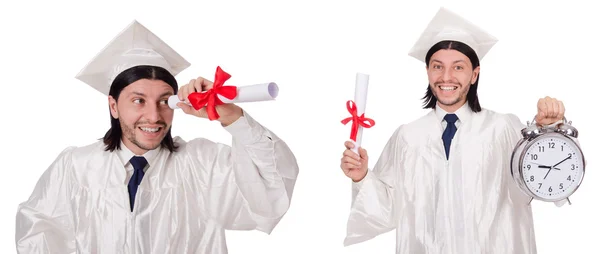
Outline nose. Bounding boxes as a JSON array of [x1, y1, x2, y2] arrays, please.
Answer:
[[145, 103, 161, 123], [442, 68, 453, 82]]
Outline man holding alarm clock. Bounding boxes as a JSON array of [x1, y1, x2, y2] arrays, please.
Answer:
[[340, 7, 565, 254], [15, 20, 299, 254]]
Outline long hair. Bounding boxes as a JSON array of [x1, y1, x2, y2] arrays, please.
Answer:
[[421, 40, 482, 112], [102, 65, 179, 152]]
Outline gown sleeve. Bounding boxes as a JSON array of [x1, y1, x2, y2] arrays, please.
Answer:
[[502, 114, 536, 204], [185, 110, 299, 234], [15, 147, 76, 254], [344, 126, 403, 246]]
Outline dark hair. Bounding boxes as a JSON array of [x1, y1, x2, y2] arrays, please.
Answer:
[[421, 40, 482, 112], [102, 65, 179, 152]]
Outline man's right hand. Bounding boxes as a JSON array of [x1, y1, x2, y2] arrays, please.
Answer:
[[340, 141, 369, 182]]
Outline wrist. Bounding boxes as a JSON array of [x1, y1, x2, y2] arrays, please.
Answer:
[[219, 106, 243, 127], [352, 170, 368, 182]]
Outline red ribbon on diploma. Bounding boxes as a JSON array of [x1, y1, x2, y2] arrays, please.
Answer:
[[341, 100, 375, 141], [188, 66, 238, 121]]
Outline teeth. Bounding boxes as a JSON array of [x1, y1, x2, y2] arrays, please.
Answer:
[[440, 86, 457, 91], [140, 127, 160, 133]]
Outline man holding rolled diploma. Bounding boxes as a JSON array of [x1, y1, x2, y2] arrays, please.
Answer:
[[15, 20, 299, 254], [340, 7, 567, 254]]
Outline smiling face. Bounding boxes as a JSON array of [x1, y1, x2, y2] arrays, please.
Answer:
[[427, 49, 480, 112], [108, 78, 175, 155]]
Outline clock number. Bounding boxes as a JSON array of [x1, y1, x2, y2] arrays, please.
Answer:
[[548, 186, 553, 192], [561, 145, 564, 151], [548, 142, 555, 148], [559, 183, 564, 189], [567, 175, 572, 181], [530, 176, 534, 182], [539, 146, 544, 152], [531, 154, 538, 160], [538, 183, 542, 189], [571, 164, 575, 170], [526, 165, 531, 170]]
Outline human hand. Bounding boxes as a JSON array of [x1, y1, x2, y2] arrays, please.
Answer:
[[535, 96, 565, 126], [340, 141, 369, 182], [176, 77, 243, 126]]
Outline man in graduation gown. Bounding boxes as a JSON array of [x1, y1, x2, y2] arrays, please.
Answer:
[[340, 7, 566, 254], [15, 20, 299, 254]]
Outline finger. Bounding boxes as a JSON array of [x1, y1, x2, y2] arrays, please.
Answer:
[[543, 98, 553, 118], [549, 99, 558, 118], [193, 77, 214, 92], [186, 79, 197, 99], [343, 149, 361, 161], [341, 157, 362, 167], [186, 79, 197, 96], [535, 111, 545, 123], [177, 83, 185, 101], [201, 78, 214, 91], [341, 162, 360, 171], [536, 98, 547, 122], [177, 102, 195, 115], [177, 82, 185, 101], [358, 147, 368, 161], [341, 157, 359, 167], [344, 141, 355, 150], [537, 98, 547, 113], [193, 78, 204, 93], [558, 100, 565, 120], [191, 104, 208, 118], [179, 79, 194, 101]]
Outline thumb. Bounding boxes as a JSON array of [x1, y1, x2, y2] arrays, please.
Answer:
[[178, 102, 196, 115], [358, 147, 368, 160], [536, 111, 545, 122]]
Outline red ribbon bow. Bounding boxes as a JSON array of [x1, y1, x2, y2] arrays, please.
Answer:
[[341, 100, 375, 141], [188, 66, 238, 121]]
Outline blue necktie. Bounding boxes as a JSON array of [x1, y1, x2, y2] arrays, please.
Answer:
[[128, 156, 147, 212], [442, 114, 459, 160]]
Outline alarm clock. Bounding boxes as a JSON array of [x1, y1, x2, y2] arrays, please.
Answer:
[[510, 117, 585, 205]]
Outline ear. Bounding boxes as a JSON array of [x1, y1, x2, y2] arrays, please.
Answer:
[[471, 66, 481, 85], [108, 96, 119, 119]]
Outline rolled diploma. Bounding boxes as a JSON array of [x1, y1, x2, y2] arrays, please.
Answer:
[[351, 73, 369, 154], [168, 82, 279, 109]]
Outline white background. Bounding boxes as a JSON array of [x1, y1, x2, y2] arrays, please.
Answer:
[[1, 0, 598, 253]]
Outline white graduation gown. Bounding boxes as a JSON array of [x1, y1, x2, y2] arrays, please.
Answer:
[[344, 105, 537, 254], [16, 112, 299, 254]]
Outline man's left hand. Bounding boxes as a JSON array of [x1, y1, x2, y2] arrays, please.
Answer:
[[535, 96, 565, 126]]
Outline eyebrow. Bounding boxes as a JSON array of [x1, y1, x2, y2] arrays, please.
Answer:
[[431, 59, 467, 64], [131, 91, 146, 97], [159, 91, 174, 98], [130, 91, 174, 98]]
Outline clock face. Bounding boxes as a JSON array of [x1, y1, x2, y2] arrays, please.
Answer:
[[521, 135, 584, 201]]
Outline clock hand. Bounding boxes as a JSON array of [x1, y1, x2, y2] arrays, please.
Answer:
[[529, 162, 552, 168], [543, 157, 570, 179], [543, 167, 552, 179], [552, 154, 572, 168]]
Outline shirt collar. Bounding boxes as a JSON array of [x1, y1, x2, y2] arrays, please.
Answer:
[[434, 101, 473, 124], [116, 140, 161, 168]]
